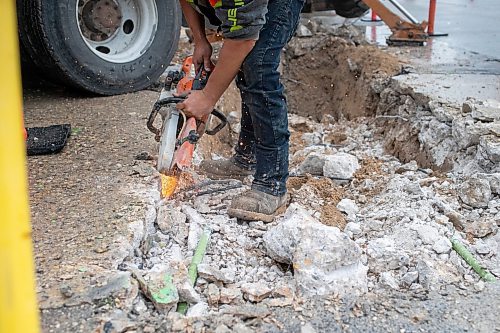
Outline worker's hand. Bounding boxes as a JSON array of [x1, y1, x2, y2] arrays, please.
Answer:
[[193, 39, 214, 73], [176, 90, 216, 122]]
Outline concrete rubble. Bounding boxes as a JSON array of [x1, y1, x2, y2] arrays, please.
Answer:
[[82, 23, 500, 332]]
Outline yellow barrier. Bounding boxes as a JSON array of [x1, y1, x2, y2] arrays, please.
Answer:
[[0, 1, 40, 333]]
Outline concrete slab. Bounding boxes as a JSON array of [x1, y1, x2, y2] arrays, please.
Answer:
[[394, 73, 500, 105]]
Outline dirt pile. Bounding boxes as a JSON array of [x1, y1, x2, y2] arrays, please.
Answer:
[[284, 36, 402, 121]]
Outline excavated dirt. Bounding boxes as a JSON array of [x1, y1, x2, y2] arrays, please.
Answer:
[[284, 36, 402, 121]]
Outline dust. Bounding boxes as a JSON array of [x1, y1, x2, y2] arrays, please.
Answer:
[[284, 36, 401, 121]]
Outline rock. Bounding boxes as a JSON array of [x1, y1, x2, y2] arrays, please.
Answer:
[[477, 136, 500, 170], [323, 153, 360, 180], [471, 99, 500, 122], [379, 271, 399, 290], [414, 225, 440, 245], [396, 160, 419, 173], [337, 199, 359, 217], [207, 284, 220, 306], [219, 287, 242, 304], [187, 219, 203, 252], [401, 271, 419, 287], [233, 324, 254, 333], [366, 238, 410, 273], [296, 24, 313, 37], [221, 305, 271, 319], [263, 204, 318, 264], [157, 205, 187, 244], [345, 222, 362, 236], [215, 325, 232, 333], [416, 259, 439, 289], [458, 176, 492, 208], [168, 312, 189, 331], [241, 283, 272, 302], [177, 280, 201, 304], [140, 270, 179, 312], [477, 173, 500, 195], [432, 237, 452, 254], [465, 217, 498, 238], [186, 302, 209, 318], [266, 204, 367, 296], [298, 152, 326, 176], [198, 264, 235, 284], [301, 322, 317, 333]]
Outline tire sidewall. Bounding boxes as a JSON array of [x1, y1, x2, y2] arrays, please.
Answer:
[[40, 0, 180, 94]]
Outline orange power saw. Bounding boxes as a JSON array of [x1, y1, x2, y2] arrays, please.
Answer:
[[147, 57, 227, 175]]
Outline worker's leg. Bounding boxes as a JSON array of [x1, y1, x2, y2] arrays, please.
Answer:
[[228, 0, 304, 221], [237, 0, 304, 196]]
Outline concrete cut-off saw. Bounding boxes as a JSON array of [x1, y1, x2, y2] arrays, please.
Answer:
[[147, 56, 227, 198]]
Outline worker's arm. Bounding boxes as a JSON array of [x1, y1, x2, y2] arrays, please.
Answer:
[[177, 39, 255, 120], [179, 0, 214, 72]]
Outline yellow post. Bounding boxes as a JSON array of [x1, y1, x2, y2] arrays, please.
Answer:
[[0, 1, 40, 333]]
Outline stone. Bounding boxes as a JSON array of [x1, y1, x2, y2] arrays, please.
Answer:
[[401, 271, 419, 287], [186, 302, 208, 318], [177, 280, 201, 304], [298, 152, 326, 176], [471, 99, 500, 122], [337, 199, 359, 217], [379, 271, 399, 290], [414, 225, 440, 245], [221, 305, 271, 319], [345, 222, 362, 236], [323, 153, 360, 180], [187, 219, 204, 252], [396, 160, 419, 173], [207, 284, 220, 306], [458, 176, 492, 208], [465, 217, 498, 238], [233, 324, 254, 333], [139, 270, 179, 312], [157, 205, 187, 244], [241, 283, 272, 302], [432, 237, 452, 254], [366, 238, 410, 273], [264, 204, 367, 296], [416, 259, 439, 289], [219, 287, 242, 304], [198, 264, 235, 284], [477, 173, 500, 195], [296, 24, 313, 37], [477, 136, 500, 170]]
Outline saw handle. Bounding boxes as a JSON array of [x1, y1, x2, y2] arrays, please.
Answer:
[[147, 97, 187, 140], [205, 110, 228, 136]]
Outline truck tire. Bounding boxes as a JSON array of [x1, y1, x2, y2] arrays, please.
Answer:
[[17, 0, 181, 95]]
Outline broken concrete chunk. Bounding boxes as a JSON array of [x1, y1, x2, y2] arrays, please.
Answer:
[[141, 272, 179, 312], [432, 237, 452, 254], [477, 136, 500, 170], [265, 204, 367, 296], [476, 173, 500, 195], [219, 287, 242, 304], [297, 152, 326, 176], [465, 217, 498, 238], [323, 152, 360, 180], [177, 280, 201, 304], [471, 99, 500, 122], [207, 284, 220, 306], [337, 199, 359, 217], [296, 24, 313, 37], [458, 176, 492, 208], [414, 225, 440, 245], [157, 204, 187, 244], [241, 283, 272, 303], [186, 302, 209, 318], [198, 264, 235, 284], [367, 238, 410, 273], [379, 271, 399, 290], [401, 271, 419, 287]]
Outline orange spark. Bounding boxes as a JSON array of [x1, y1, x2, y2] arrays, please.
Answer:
[[160, 173, 178, 199]]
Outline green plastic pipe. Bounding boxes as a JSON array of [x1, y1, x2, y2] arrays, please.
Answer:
[[451, 238, 496, 283], [177, 228, 212, 314]]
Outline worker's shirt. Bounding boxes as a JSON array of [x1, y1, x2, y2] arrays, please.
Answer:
[[187, 0, 268, 40]]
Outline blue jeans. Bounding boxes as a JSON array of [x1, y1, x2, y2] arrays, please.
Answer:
[[233, 0, 304, 197]]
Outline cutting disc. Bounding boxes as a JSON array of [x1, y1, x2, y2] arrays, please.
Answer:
[[157, 108, 180, 173]]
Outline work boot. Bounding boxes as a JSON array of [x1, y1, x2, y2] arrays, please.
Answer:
[[198, 157, 254, 181], [228, 189, 288, 223]]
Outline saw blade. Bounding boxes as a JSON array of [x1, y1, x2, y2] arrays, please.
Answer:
[[157, 108, 180, 174]]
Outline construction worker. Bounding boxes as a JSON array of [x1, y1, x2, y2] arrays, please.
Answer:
[[177, 0, 304, 222]]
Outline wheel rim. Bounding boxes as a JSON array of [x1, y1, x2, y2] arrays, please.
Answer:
[[77, 0, 158, 63]]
